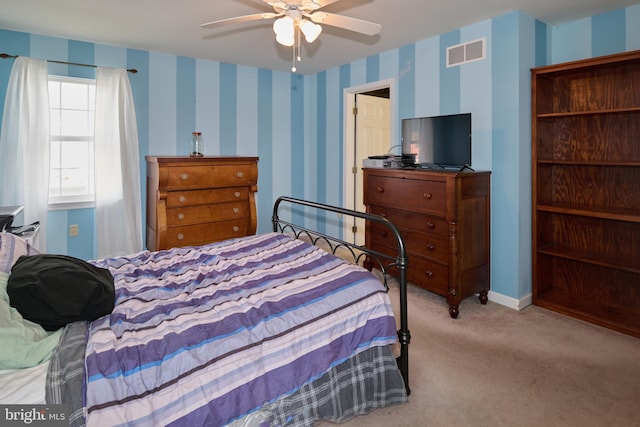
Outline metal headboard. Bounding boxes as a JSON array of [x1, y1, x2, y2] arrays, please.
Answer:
[[272, 196, 411, 395]]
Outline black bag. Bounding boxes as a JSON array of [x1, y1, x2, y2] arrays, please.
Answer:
[[7, 254, 115, 330]]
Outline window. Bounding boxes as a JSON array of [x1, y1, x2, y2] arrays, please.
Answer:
[[48, 76, 96, 207]]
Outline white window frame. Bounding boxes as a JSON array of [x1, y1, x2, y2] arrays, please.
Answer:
[[48, 75, 96, 210]]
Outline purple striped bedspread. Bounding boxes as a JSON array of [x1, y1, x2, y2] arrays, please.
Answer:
[[84, 232, 398, 426]]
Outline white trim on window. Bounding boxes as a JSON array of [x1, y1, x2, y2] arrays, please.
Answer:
[[48, 199, 96, 211]]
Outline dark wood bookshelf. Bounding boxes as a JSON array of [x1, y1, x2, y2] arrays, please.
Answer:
[[531, 50, 640, 338]]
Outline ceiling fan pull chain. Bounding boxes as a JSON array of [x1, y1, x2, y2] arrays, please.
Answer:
[[297, 25, 302, 62], [291, 23, 301, 72], [291, 36, 296, 72]]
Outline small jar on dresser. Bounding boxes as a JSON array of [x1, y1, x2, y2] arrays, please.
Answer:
[[145, 156, 258, 251]]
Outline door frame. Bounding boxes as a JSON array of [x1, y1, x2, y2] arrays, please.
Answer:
[[342, 78, 397, 243]]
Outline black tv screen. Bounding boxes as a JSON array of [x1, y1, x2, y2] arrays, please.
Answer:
[[401, 113, 471, 168]]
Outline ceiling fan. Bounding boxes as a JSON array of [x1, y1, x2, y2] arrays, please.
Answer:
[[201, 0, 382, 72]]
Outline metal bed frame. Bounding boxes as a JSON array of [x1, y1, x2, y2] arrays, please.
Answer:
[[272, 196, 411, 395]]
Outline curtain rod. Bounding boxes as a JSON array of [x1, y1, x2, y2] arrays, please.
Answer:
[[0, 53, 138, 74]]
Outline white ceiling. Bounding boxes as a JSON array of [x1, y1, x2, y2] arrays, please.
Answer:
[[0, 0, 637, 74]]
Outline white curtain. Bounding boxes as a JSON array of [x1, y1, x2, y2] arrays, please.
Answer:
[[94, 67, 143, 258], [0, 57, 50, 252]]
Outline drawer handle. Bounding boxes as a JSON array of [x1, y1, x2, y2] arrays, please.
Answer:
[[177, 233, 184, 241], [179, 195, 186, 203], [180, 173, 189, 180], [424, 270, 434, 278], [376, 186, 385, 193], [423, 192, 432, 200], [426, 243, 435, 250], [233, 226, 240, 232], [234, 191, 241, 198], [233, 207, 240, 214], [426, 222, 435, 229], [177, 213, 185, 220], [236, 171, 244, 178], [380, 230, 388, 238]]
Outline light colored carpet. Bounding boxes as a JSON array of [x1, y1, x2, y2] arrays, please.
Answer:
[[326, 280, 640, 427]]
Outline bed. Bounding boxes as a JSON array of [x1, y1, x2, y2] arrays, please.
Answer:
[[0, 197, 410, 426]]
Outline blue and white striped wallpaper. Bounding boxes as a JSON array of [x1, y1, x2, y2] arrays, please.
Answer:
[[1, 4, 639, 304]]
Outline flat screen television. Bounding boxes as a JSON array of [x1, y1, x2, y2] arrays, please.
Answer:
[[401, 113, 471, 169]]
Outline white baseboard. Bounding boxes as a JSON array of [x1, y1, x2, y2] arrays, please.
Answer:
[[487, 290, 532, 311]]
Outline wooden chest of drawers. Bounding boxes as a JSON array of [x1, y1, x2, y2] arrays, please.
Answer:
[[363, 168, 491, 318], [145, 156, 258, 250]]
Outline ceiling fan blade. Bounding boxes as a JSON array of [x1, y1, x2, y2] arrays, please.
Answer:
[[309, 12, 381, 36], [305, 0, 338, 9], [262, 0, 341, 12], [302, 0, 341, 10], [201, 13, 280, 29], [261, 1, 289, 11]]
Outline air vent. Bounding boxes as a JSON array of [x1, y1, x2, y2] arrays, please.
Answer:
[[446, 38, 486, 67]]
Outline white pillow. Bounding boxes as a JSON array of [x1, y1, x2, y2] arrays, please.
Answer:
[[0, 233, 59, 369], [0, 272, 63, 369], [0, 232, 39, 274]]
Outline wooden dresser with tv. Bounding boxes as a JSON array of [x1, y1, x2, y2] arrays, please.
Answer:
[[363, 167, 491, 318], [145, 156, 258, 251]]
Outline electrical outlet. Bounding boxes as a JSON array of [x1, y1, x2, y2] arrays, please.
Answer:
[[69, 224, 79, 237]]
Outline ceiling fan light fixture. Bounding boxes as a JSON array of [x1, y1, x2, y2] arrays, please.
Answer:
[[299, 19, 322, 43], [202, 0, 382, 73], [273, 16, 294, 46]]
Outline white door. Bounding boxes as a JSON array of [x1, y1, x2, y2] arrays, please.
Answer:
[[352, 93, 390, 245]]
